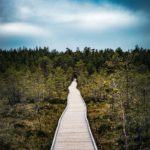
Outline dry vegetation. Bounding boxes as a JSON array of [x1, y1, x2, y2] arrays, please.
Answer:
[[0, 47, 150, 149], [0, 99, 65, 150]]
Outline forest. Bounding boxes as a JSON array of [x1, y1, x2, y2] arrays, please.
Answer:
[[0, 46, 150, 150]]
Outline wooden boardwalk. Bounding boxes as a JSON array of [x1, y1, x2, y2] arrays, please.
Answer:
[[51, 79, 98, 150]]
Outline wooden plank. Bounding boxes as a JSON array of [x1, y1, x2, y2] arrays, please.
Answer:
[[51, 79, 97, 150]]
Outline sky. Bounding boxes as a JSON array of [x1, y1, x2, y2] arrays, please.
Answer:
[[0, 0, 150, 51]]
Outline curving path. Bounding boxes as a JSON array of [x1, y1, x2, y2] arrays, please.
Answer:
[[51, 79, 97, 150]]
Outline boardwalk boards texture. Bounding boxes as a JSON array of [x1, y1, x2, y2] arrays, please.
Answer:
[[51, 79, 98, 150]]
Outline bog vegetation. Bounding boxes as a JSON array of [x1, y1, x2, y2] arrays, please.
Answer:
[[0, 46, 150, 150]]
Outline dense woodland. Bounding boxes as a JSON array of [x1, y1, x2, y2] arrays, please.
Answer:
[[0, 46, 150, 150]]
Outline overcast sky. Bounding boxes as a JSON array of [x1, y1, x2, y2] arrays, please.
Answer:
[[0, 0, 150, 50]]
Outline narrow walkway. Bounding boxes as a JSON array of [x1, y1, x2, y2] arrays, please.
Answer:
[[51, 79, 97, 150]]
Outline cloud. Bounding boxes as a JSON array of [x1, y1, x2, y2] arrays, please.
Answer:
[[0, 0, 147, 32], [52, 8, 139, 31], [0, 22, 47, 37], [0, 0, 149, 49], [14, 1, 143, 31]]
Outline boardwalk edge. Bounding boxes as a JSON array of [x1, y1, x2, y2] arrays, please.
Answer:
[[50, 98, 68, 150], [81, 96, 98, 150]]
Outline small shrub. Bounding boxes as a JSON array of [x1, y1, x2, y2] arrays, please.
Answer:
[[97, 124, 111, 135], [14, 123, 25, 129], [0, 139, 11, 150], [36, 130, 48, 138]]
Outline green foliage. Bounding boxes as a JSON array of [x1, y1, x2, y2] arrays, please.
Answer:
[[81, 68, 150, 150], [0, 46, 150, 149], [0, 100, 65, 150]]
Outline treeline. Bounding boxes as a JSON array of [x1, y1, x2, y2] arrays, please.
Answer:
[[0, 46, 150, 150], [0, 46, 150, 74]]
